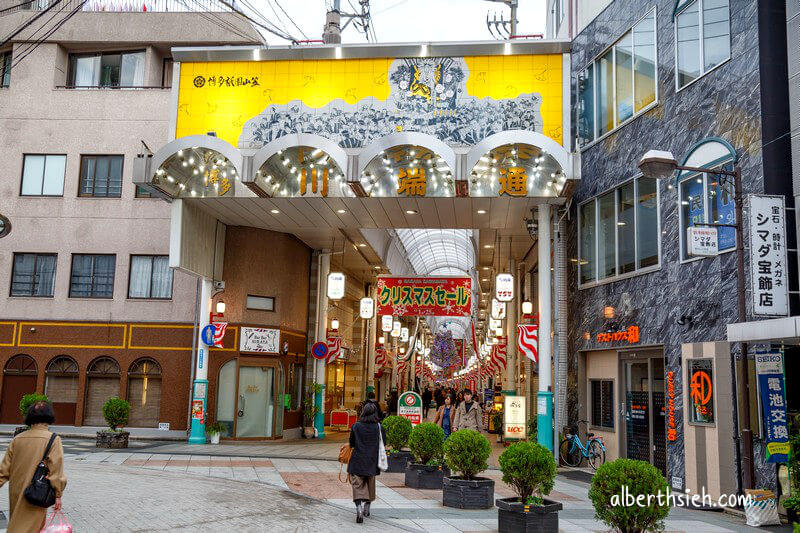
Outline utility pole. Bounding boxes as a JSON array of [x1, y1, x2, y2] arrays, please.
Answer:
[[484, 0, 518, 39], [323, 0, 374, 44]]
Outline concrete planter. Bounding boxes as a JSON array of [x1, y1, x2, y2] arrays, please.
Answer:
[[96, 430, 129, 449], [442, 476, 495, 509], [496, 497, 563, 533], [386, 450, 413, 473], [404, 463, 450, 489]]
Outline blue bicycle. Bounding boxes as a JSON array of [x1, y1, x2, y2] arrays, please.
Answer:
[[560, 421, 606, 470]]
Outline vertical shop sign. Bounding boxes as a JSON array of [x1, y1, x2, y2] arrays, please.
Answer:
[[749, 195, 789, 316], [688, 359, 714, 424], [666, 371, 677, 441], [495, 273, 514, 302], [756, 352, 790, 463], [504, 395, 526, 439], [686, 226, 718, 257]]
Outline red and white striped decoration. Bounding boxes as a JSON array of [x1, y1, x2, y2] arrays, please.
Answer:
[[325, 336, 341, 364], [491, 339, 507, 371], [211, 322, 227, 348], [374, 345, 387, 368], [517, 324, 539, 363]]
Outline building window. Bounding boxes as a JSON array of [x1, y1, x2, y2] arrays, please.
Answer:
[[1, 50, 10, 87], [678, 162, 736, 260], [688, 358, 715, 424], [69, 254, 115, 298], [128, 255, 172, 299], [20, 154, 66, 196], [246, 294, 275, 311], [579, 177, 660, 285], [576, 9, 657, 146], [68, 50, 145, 87], [135, 185, 152, 198], [591, 379, 614, 429], [675, 0, 730, 90], [79, 155, 123, 198], [11, 253, 56, 297]]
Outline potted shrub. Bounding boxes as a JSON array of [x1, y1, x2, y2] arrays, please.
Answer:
[[16, 393, 50, 436], [496, 441, 561, 532], [405, 422, 449, 489], [206, 421, 227, 444], [783, 495, 800, 525], [382, 415, 413, 472], [588, 458, 670, 533], [302, 384, 322, 438], [442, 429, 494, 509], [96, 397, 131, 449]]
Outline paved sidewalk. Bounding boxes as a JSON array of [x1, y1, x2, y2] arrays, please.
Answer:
[[59, 451, 781, 532]]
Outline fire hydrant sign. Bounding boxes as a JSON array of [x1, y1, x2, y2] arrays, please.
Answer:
[[397, 391, 423, 426], [749, 195, 789, 316], [503, 395, 526, 440]]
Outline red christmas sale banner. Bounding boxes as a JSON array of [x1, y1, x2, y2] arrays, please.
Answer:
[[376, 276, 471, 317]]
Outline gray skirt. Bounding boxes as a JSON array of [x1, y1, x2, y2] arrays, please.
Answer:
[[350, 474, 376, 502]]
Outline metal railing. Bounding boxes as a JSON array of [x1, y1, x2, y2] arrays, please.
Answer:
[[1, 0, 229, 15]]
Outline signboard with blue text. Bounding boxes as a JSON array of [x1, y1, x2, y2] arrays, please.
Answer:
[[756, 352, 789, 463]]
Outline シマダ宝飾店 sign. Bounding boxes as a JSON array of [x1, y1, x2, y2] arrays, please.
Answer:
[[749, 195, 789, 316], [376, 276, 471, 317]]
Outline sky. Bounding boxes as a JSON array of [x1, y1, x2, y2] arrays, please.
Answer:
[[250, 0, 547, 45]]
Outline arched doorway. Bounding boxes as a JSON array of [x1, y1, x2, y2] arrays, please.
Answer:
[[45, 356, 79, 425], [83, 357, 120, 426], [0, 355, 38, 423], [126, 358, 162, 427], [216, 359, 236, 436]]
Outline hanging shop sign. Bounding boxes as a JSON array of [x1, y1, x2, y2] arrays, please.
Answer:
[[504, 395, 526, 439], [327, 272, 346, 300], [666, 371, 677, 441], [495, 273, 514, 302], [398, 391, 423, 426], [686, 226, 718, 257], [596, 325, 639, 344], [239, 327, 280, 353], [517, 324, 538, 363], [491, 298, 506, 320], [376, 276, 471, 317], [688, 359, 714, 424], [359, 297, 375, 319], [401, 327, 409, 342], [756, 352, 790, 463], [391, 320, 401, 338], [749, 195, 789, 316], [381, 315, 393, 332]]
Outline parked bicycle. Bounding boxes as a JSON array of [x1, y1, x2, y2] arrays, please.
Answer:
[[560, 421, 606, 470]]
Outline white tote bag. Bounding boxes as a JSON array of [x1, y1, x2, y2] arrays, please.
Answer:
[[377, 425, 388, 471]]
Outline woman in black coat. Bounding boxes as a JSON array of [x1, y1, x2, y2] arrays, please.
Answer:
[[347, 402, 386, 523]]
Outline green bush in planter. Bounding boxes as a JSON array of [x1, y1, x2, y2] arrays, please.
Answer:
[[408, 422, 445, 465], [443, 429, 490, 479], [206, 421, 227, 436], [382, 415, 412, 452], [19, 393, 49, 420], [498, 441, 556, 504], [588, 458, 670, 533], [102, 397, 131, 431]]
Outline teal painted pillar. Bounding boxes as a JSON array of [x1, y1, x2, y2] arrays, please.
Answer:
[[314, 384, 326, 438], [189, 278, 212, 444], [188, 378, 208, 444], [537, 391, 553, 452]]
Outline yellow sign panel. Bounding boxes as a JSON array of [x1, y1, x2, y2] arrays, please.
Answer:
[[176, 54, 563, 149]]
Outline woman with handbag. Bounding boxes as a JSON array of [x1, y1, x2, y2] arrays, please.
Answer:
[[347, 402, 386, 523], [0, 401, 67, 532], [432, 393, 455, 439]]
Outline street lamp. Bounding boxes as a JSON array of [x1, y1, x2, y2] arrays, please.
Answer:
[[638, 149, 753, 490]]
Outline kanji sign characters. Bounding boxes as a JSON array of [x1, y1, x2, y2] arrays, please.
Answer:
[[376, 276, 471, 317]]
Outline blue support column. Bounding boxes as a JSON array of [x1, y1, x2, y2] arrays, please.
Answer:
[[314, 383, 325, 439], [537, 391, 553, 452]]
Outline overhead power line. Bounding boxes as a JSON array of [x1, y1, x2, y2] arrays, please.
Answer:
[[180, 0, 257, 43], [272, 0, 307, 40], [0, 0, 63, 49], [214, 0, 296, 42], [9, 0, 86, 72]]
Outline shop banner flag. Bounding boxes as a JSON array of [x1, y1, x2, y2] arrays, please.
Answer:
[[471, 320, 479, 355], [325, 336, 341, 364], [517, 324, 538, 363], [376, 276, 471, 317], [211, 322, 228, 348], [491, 339, 507, 371], [756, 352, 790, 463]]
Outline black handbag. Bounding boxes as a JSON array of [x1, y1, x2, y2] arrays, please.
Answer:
[[23, 433, 58, 508]]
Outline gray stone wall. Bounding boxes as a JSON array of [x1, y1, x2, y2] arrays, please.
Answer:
[[567, 0, 773, 490]]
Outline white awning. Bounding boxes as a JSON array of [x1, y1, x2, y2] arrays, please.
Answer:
[[727, 316, 800, 344]]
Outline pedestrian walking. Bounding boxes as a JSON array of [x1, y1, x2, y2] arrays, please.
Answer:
[[359, 391, 385, 421], [453, 389, 482, 432], [387, 390, 398, 416], [433, 394, 455, 439], [347, 402, 387, 524], [421, 386, 432, 419], [0, 401, 67, 532]]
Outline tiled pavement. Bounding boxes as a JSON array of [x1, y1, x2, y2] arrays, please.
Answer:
[[54, 451, 783, 532]]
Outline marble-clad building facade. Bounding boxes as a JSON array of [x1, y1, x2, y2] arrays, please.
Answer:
[[566, 0, 794, 495]]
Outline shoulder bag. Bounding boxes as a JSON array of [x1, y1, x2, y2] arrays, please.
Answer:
[[24, 433, 58, 508], [377, 424, 388, 472], [338, 442, 354, 483]]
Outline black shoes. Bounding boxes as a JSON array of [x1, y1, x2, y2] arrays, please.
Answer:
[[363, 502, 371, 517], [356, 502, 364, 523]]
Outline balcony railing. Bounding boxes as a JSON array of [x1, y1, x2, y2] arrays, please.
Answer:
[[2, 0, 229, 15]]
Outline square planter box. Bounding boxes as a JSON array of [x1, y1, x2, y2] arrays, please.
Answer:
[[404, 463, 450, 489], [443, 476, 495, 509], [386, 450, 412, 473], [96, 430, 129, 449], [496, 497, 563, 533]]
